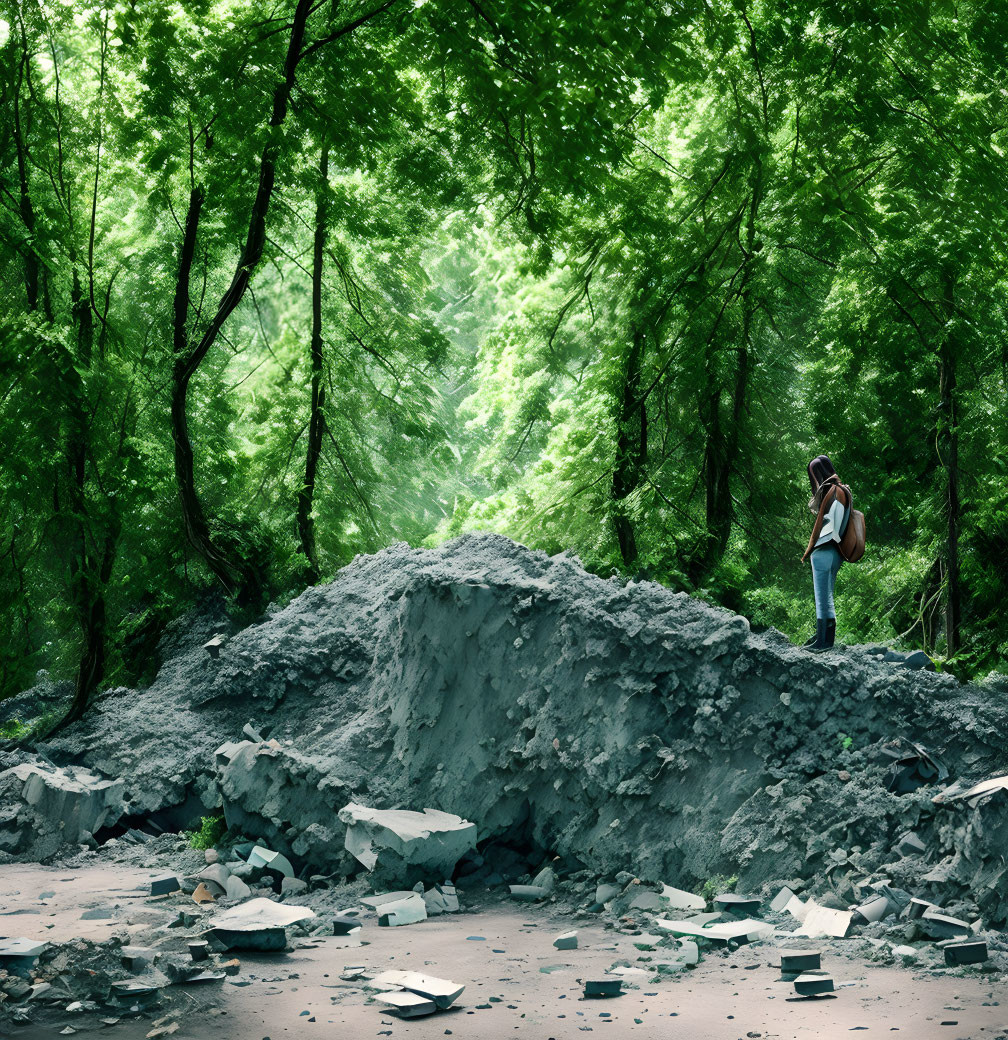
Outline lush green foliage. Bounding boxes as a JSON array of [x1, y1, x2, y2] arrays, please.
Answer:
[[186, 813, 227, 851], [1, 0, 1005, 711]]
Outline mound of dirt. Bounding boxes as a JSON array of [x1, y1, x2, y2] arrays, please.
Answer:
[[9, 534, 1008, 921]]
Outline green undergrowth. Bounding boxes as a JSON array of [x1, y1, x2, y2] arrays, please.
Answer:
[[187, 814, 227, 850]]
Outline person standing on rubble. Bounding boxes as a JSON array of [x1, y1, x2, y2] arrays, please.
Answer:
[[800, 454, 850, 652]]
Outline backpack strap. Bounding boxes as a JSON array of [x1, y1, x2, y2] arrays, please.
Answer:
[[837, 484, 853, 540]]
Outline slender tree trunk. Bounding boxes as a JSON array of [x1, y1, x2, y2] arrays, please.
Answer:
[[170, 0, 314, 607], [611, 329, 647, 568], [297, 143, 330, 582], [13, 48, 39, 311], [938, 268, 961, 655], [691, 163, 763, 584]]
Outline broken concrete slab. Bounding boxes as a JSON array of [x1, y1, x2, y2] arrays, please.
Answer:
[[378, 990, 437, 1017], [943, 940, 987, 966], [188, 941, 209, 962], [919, 908, 970, 940], [0, 759, 124, 859], [794, 972, 834, 996], [204, 634, 227, 659], [150, 875, 181, 897], [208, 896, 315, 950], [333, 914, 362, 935], [852, 894, 890, 924], [376, 892, 427, 927], [796, 903, 852, 939], [361, 890, 416, 910], [553, 930, 578, 950], [339, 803, 477, 883], [655, 917, 773, 944], [423, 883, 459, 916], [660, 884, 706, 912], [369, 970, 464, 1009], [584, 979, 622, 998], [225, 875, 251, 901], [780, 949, 821, 973], [246, 845, 294, 879], [907, 897, 935, 919], [770, 886, 797, 913], [595, 883, 620, 904], [0, 938, 47, 977], [530, 865, 556, 894], [196, 864, 231, 894], [714, 893, 761, 916]]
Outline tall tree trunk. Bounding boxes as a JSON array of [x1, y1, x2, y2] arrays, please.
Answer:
[[13, 47, 39, 311], [611, 328, 647, 568], [170, 0, 314, 607], [691, 163, 762, 584], [297, 142, 330, 582], [938, 267, 961, 655]]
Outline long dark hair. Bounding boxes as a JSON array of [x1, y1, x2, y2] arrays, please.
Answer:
[[808, 454, 839, 512]]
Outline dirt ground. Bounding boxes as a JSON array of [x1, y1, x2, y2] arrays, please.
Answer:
[[2, 862, 1004, 1040]]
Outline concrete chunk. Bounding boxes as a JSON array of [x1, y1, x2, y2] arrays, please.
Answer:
[[661, 884, 706, 911], [919, 908, 970, 940], [379, 991, 438, 1017], [595, 883, 620, 904], [0, 939, 47, 977], [714, 893, 761, 916], [370, 970, 464, 1009], [225, 875, 251, 901], [377, 892, 427, 927], [553, 930, 578, 950], [794, 972, 834, 996], [208, 896, 315, 950], [780, 949, 820, 973], [246, 846, 294, 879], [509, 884, 548, 901], [770, 887, 796, 913], [584, 979, 622, 998], [0, 760, 124, 859], [796, 903, 852, 939], [151, 875, 181, 897], [943, 940, 988, 966], [339, 803, 476, 883]]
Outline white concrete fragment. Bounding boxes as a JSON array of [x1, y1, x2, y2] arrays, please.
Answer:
[[660, 884, 706, 911], [783, 895, 811, 923], [225, 876, 251, 901], [376, 892, 427, 927], [654, 917, 772, 943], [369, 970, 464, 1009], [770, 886, 796, 913], [553, 930, 578, 950], [208, 896, 315, 931], [339, 803, 476, 880], [509, 884, 548, 901], [595, 883, 620, 904], [797, 904, 852, 939], [378, 991, 437, 1017], [531, 866, 556, 894], [246, 846, 294, 878], [361, 891, 416, 910]]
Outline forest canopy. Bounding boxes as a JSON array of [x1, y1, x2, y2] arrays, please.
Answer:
[[2, 0, 1007, 720]]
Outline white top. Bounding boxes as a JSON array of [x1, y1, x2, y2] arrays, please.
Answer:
[[816, 493, 846, 546]]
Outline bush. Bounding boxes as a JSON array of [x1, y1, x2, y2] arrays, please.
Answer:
[[187, 814, 227, 850]]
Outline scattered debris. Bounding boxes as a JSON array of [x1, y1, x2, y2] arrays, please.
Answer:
[[881, 739, 949, 794], [369, 970, 464, 1010], [796, 903, 852, 939], [0, 938, 46, 976], [192, 883, 216, 904], [780, 950, 821, 973], [554, 930, 578, 950], [919, 908, 971, 941]]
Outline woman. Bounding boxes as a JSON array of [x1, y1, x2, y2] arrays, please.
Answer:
[[800, 455, 849, 652]]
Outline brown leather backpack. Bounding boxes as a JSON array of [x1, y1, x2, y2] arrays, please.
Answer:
[[837, 484, 866, 562]]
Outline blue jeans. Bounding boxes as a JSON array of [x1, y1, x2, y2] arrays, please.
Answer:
[[811, 544, 843, 619]]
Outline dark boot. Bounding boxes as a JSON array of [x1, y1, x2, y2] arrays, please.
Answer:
[[805, 618, 827, 651], [812, 618, 836, 653], [802, 623, 821, 648]]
